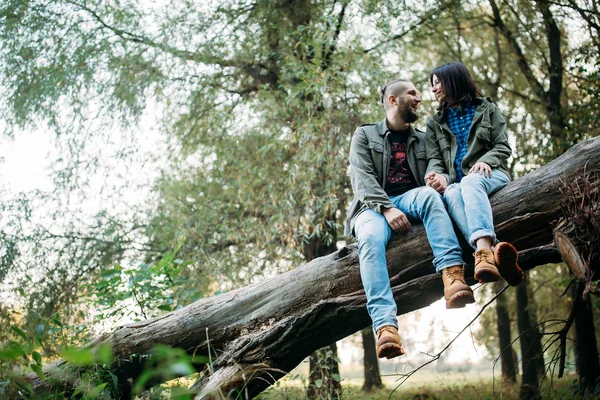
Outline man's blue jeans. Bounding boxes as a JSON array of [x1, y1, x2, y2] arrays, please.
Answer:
[[354, 186, 464, 332], [443, 169, 509, 248]]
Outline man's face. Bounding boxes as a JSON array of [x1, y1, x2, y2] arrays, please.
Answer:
[[393, 83, 422, 123], [431, 74, 446, 103]]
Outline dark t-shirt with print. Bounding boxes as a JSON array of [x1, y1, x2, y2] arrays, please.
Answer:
[[385, 129, 418, 197]]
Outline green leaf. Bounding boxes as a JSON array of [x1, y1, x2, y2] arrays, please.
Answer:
[[32, 351, 42, 365], [315, 379, 323, 388], [10, 326, 29, 342], [97, 344, 112, 365], [0, 342, 26, 359], [157, 304, 172, 311], [61, 348, 95, 366], [332, 373, 340, 382], [30, 363, 45, 380], [101, 268, 122, 278], [88, 382, 107, 398]]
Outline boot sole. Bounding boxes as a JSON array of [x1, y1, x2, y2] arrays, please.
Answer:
[[495, 242, 524, 286], [446, 290, 476, 309], [377, 343, 405, 359], [474, 267, 500, 283]]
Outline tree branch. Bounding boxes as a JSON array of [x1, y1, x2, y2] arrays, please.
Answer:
[[488, 0, 547, 102]]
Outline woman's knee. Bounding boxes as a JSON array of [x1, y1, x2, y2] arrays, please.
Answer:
[[443, 183, 460, 202], [461, 173, 486, 189]]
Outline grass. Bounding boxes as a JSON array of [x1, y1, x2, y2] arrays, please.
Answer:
[[257, 374, 598, 399]]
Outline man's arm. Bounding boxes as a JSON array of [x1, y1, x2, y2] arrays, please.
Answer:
[[348, 128, 395, 214]]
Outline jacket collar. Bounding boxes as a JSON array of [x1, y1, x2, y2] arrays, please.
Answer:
[[432, 97, 490, 124], [376, 118, 421, 143]]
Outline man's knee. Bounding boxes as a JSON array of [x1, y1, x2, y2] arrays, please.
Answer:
[[358, 228, 384, 247], [417, 186, 444, 206], [356, 218, 387, 247]]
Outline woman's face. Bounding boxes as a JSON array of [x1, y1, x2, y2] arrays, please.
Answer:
[[431, 74, 446, 103]]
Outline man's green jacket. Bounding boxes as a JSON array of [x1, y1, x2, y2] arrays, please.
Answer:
[[344, 119, 427, 237]]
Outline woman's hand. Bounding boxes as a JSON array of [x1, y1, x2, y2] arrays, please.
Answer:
[[469, 162, 492, 178], [425, 172, 448, 194]]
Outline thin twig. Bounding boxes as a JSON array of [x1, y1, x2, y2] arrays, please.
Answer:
[[387, 284, 510, 399], [207, 328, 214, 375]]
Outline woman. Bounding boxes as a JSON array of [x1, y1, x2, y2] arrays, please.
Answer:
[[424, 62, 523, 300]]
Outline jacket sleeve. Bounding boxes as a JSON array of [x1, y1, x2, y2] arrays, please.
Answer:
[[477, 104, 513, 168], [425, 119, 451, 184], [349, 128, 394, 214]]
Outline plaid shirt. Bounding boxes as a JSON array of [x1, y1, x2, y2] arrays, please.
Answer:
[[446, 102, 477, 181]]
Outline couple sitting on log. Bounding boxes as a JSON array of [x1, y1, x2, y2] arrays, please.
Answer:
[[345, 62, 525, 360]]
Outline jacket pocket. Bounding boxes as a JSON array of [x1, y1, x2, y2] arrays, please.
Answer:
[[368, 142, 385, 153], [435, 136, 450, 151], [368, 141, 385, 175], [475, 122, 493, 142]]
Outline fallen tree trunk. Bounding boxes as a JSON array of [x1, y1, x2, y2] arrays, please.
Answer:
[[29, 137, 600, 398]]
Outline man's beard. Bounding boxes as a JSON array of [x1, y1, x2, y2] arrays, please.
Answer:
[[404, 108, 419, 123]]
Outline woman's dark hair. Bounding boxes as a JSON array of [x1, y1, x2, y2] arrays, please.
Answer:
[[430, 62, 483, 110]]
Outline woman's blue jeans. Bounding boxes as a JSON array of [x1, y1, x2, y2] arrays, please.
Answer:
[[354, 186, 464, 332], [443, 169, 509, 248]]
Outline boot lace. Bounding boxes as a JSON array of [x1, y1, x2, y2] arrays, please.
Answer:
[[474, 249, 494, 265], [444, 266, 466, 284]]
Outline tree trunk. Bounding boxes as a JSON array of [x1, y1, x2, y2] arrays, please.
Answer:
[[307, 343, 342, 399], [27, 137, 600, 399], [525, 276, 546, 380], [304, 233, 342, 399], [494, 280, 518, 383], [574, 291, 600, 391], [516, 272, 541, 400], [361, 327, 383, 392]]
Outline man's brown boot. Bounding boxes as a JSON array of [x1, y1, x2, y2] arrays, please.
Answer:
[[474, 248, 501, 283], [442, 265, 475, 309], [494, 242, 524, 286], [376, 326, 405, 359]]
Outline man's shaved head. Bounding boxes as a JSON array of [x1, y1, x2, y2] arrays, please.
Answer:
[[380, 78, 411, 110]]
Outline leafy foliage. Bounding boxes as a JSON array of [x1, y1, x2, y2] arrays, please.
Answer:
[[0, 0, 599, 397]]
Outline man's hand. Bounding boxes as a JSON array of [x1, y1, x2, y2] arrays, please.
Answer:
[[425, 172, 448, 194], [383, 207, 412, 232], [469, 162, 492, 177]]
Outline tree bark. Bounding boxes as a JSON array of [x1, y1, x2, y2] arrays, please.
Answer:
[[525, 274, 546, 379], [494, 280, 518, 383], [27, 137, 600, 399], [574, 291, 600, 391], [516, 273, 541, 400], [304, 226, 342, 399], [307, 343, 342, 400], [361, 327, 383, 392]]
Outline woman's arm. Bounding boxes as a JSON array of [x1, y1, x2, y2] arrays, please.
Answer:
[[425, 119, 451, 185], [477, 104, 512, 168]]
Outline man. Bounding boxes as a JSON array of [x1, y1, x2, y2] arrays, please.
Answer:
[[345, 78, 473, 359]]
